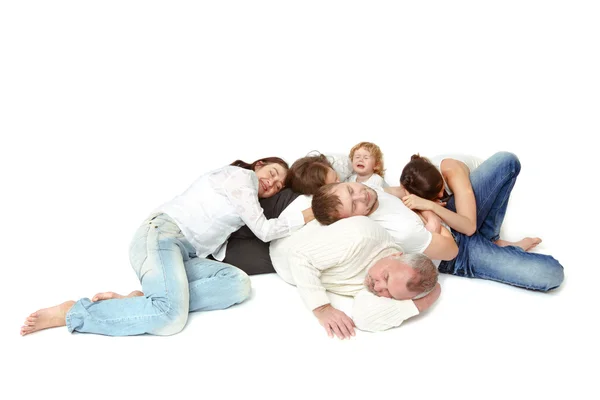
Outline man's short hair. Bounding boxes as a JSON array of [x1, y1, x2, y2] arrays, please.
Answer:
[[312, 183, 343, 225], [394, 253, 438, 294]]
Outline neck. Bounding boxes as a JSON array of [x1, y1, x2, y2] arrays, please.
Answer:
[[356, 173, 373, 182], [398, 185, 409, 198]]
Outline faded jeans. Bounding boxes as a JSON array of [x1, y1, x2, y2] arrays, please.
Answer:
[[66, 213, 251, 335]]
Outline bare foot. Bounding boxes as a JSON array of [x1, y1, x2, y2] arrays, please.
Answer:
[[20, 300, 76, 336], [495, 237, 542, 251], [92, 290, 144, 302]]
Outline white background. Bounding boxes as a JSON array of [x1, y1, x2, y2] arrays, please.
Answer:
[[1, 1, 598, 399]]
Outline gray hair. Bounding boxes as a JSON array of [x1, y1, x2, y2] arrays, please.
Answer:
[[391, 253, 438, 297]]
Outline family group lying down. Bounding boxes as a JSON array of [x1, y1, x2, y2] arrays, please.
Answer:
[[20, 142, 564, 339]]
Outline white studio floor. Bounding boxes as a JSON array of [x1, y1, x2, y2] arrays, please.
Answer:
[[2, 2, 598, 400]]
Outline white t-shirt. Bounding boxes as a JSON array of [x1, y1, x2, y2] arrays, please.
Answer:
[[367, 185, 433, 254], [346, 173, 390, 188], [157, 165, 305, 260], [428, 154, 484, 195]]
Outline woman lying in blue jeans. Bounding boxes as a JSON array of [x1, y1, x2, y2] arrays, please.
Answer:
[[20, 157, 314, 337], [397, 152, 563, 291]]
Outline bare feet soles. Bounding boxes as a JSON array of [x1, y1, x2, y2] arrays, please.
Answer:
[[495, 237, 542, 251], [20, 300, 76, 336], [92, 290, 144, 302]]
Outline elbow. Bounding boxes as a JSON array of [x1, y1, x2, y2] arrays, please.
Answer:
[[464, 223, 476, 237], [465, 225, 477, 236], [254, 232, 269, 242], [445, 244, 459, 260], [353, 315, 370, 332]]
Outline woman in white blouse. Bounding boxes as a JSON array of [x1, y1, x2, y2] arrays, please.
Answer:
[[21, 157, 314, 337]]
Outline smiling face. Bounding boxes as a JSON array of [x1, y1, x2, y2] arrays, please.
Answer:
[[254, 162, 287, 198], [331, 182, 379, 218], [352, 147, 377, 176], [365, 255, 421, 300]]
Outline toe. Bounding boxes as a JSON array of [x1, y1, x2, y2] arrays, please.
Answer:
[[92, 292, 114, 302]]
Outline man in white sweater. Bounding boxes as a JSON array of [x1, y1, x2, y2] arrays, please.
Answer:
[[270, 196, 441, 338]]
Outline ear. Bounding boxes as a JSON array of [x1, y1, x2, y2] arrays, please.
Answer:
[[254, 161, 265, 171]]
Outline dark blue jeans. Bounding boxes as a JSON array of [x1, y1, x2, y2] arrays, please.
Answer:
[[439, 152, 564, 291]]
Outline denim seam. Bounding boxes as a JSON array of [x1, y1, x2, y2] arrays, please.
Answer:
[[69, 307, 170, 324], [188, 273, 239, 290], [473, 270, 541, 291], [154, 227, 175, 317], [476, 168, 514, 240]]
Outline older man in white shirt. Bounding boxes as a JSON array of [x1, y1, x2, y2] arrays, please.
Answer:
[[270, 195, 441, 338]]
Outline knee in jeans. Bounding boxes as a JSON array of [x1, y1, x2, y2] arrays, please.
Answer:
[[159, 313, 188, 335], [545, 260, 564, 291], [495, 151, 521, 176], [152, 297, 189, 335], [533, 259, 564, 292], [232, 271, 252, 304]]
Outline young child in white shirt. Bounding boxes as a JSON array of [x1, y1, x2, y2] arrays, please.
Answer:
[[345, 141, 389, 188]]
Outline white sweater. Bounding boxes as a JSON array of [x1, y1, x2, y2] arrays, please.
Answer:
[[271, 212, 420, 332]]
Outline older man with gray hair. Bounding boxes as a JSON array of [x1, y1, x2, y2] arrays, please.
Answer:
[[270, 212, 441, 338]]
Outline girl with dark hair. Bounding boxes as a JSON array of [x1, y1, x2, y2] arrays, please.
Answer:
[[21, 156, 314, 337], [400, 152, 540, 250]]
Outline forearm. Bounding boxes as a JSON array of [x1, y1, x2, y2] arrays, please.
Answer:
[[289, 249, 332, 311], [413, 283, 441, 312], [420, 210, 442, 234], [384, 186, 408, 199], [431, 202, 476, 236], [353, 290, 420, 332], [425, 229, 458, 260], [302, 207, 314, 224]]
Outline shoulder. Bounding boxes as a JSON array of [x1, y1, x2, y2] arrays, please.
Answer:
[[329, 216, 388, 238], [439, 158, 468, 176], [222, 166, 256, 185], [368, 174, 384, 185]]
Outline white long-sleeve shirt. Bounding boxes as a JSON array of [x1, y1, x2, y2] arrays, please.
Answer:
[[157, 165, 305, 260], [271, 212, 420, 331]]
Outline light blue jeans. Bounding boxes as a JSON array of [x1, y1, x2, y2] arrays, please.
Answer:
[[439, 152, 564, 291], [66, 213, 251, 336]]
